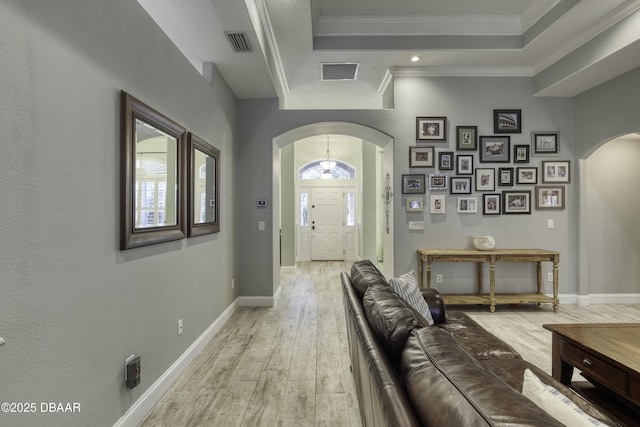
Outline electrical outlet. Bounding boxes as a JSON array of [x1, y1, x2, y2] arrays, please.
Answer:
[[177, 319, 183, 336], [436, 274, 443, 283], [547, 219, 554, 229], [547, 272, 553, 282]]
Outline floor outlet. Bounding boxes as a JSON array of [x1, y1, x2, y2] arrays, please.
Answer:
[[178, 319, 183, 336]]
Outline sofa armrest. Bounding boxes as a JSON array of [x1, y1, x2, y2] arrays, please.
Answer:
[[421, 288, 446, 324]]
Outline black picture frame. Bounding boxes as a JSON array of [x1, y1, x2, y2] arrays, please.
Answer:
[[503, 190, 532, 214], [416, 116, 447, 142], [494, 109, 522, 134], [456, 154, 474, 175], [483, 194, 501, 215], [402, 174, 426, 194], [532, 132, 559, 156], [498, 167, 514, 186], [479, 136, 510, 163], [514, 144, 530, 163], [450, 176, 472, 194], [456, 125, 478, 150], [438, 151, 454, 170]]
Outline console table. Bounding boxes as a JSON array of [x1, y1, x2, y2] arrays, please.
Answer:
[[416, 249, 559, 312]]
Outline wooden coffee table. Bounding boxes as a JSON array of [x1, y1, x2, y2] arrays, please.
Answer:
[[543, 323, 640, 409]]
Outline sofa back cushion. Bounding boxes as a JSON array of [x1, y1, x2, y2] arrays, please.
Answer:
[[350, 260, 388, 299], [363, 284, 421, 365], [401, 327, 564, 427]]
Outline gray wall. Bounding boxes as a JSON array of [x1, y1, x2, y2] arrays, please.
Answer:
[[574, 67, 640, 295], [237, 77, 577, 297], [574, 67, 640, 157], [0, 1, 237, 426]]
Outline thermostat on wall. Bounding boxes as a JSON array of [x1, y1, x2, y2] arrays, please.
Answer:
[[256, 199, 268, 208]]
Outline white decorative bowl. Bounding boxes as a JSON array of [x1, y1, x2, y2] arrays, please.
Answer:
[[473, 236, 496, 251]]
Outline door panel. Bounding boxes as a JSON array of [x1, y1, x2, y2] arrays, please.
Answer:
[[312, 188, 344, 260]]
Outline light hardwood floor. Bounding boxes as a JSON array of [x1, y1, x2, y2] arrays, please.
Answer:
[[139, 261, 640, 426]]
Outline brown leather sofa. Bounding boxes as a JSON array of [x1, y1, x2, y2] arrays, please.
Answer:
[[341, 260, 619, 427]]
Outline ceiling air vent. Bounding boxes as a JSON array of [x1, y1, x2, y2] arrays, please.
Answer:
[[321, 63, 359, 81], [224, 31, 252, 53]]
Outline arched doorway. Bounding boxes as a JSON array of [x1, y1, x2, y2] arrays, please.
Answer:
[[579, 133, 640, 304], [271, 122, 395, 291]]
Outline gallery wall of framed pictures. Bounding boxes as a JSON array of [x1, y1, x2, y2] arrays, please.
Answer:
[[404, 110, 570, 216]]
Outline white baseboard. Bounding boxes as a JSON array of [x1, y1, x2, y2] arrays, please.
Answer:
[[557, 293, 640, 306], [585, 293, 640, 304], [113, 299, 239, 427], [280, 265, 296, 274]]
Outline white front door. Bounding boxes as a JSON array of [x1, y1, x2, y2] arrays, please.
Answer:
[[311, 187, 344, 260]]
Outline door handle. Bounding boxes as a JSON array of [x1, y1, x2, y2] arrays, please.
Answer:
[[312, 226, 316, 230]]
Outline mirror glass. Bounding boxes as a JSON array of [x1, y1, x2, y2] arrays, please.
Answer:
[[189, 133, 220, 236], [121, 91, 186, 249], [135, 119, 178, 228]]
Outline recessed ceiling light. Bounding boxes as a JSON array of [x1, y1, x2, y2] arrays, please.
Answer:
[[411, 56, 421, 62]]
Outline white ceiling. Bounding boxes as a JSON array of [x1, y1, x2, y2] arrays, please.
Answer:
[[138, 0, 640, 110]]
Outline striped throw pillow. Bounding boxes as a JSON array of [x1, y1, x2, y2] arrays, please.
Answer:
[[389, 271, 434, 326]]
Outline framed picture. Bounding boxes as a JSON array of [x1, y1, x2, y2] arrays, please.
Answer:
[[475, 168, 495, 191], [542, 161, 571, 183], [456, 154, 474, 175], [483, 194, 501, 215], [429, 195, 446, 214], [516, 167, 538, 184], [450, 176, 472, 195], [514, 145, 530, 163], [402, 174, 426, 194], [532, 132, 559, 156], [503, 190, 531, 214], [494, 109, 522, 134], [405, 197, 424, 212], [410, 146, 435, 167], [457, 197, 478, 214], [535, 185, 565, 210], [416, 116, 447, 142], [456, 126, 478, 151], [498, 167, 514, 186], [428, 174, 448, 191], [438, 151, 454, 170], [479, 136, 510, 163]]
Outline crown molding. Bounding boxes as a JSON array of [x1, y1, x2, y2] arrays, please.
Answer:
[[314, 15, 522, 37], [391, 66, 534, 78]]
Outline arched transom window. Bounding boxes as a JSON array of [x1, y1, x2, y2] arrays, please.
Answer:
[[299, 160, 356, 179]]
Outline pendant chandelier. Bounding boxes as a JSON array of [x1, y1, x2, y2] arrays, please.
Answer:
[[319, 134, 337, 173]]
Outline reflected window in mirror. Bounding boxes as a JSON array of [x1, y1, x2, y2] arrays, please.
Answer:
[[121, 91, 186, 249], [188, 133, 220, 236]]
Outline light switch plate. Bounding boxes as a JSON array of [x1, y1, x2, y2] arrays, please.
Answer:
[[408, 221, 424, 230]]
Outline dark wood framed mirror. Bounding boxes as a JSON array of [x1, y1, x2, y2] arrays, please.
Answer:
[[120, 91, 187, 249], [188, 133, 220, 236]]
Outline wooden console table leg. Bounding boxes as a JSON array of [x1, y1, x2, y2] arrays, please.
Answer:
[[426, 258, 432, 289], [417, 253, 424, 288], [553, 255, 559, 312], [476, 262, 483, 295], [536, 261, 542, 295], [489, 256, 496, 312]]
